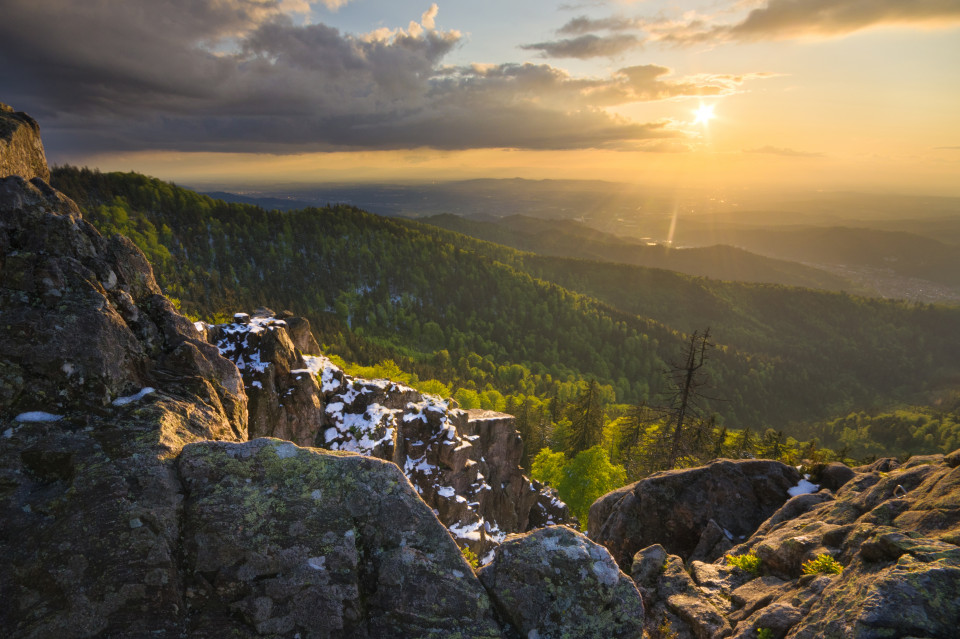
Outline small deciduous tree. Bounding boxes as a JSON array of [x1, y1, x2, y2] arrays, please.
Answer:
[[531, 445, 627, 526]]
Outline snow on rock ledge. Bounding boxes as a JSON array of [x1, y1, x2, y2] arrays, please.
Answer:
[[204, 310, 571, 561]]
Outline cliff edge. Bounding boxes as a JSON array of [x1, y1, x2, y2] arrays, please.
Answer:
[[0, 103, 50, 182]]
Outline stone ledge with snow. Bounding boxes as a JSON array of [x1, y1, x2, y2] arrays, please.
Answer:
[[200, 309, 570, 560]]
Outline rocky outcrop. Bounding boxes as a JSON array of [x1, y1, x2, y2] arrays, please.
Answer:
[[178, 437, 502, 638], [0, 175, 247, 430], [1, 104, 50, 182], [0, 160, 577, 637], [208, 311, 323, 445], [478, 526, 645, 639], [622, 453, 960, 638], [590, 459, 802, 567], [1, 175, 248, 636], [203, 311, 570, 561]]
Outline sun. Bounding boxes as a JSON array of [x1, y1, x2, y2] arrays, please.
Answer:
[[692, 103, 716, 125]]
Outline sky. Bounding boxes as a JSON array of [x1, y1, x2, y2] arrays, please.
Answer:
[[2, 0, 959, 194]]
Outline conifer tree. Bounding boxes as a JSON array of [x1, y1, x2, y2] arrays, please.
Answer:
[[565, 379, 605, 456]]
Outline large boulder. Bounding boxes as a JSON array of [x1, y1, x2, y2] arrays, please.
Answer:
[[0, 103, 49, 182], [477, 526, 644, 639], [178, 438, 503, 638], [589, 459, 801, 566]]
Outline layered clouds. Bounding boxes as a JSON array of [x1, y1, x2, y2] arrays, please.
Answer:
[[542, 0, 960, 49], [0, 0, 764, 155]]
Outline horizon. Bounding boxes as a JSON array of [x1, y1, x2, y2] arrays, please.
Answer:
[[3, 0, 959, 196]]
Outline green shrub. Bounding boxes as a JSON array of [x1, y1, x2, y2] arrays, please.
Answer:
[[756, 628, 775, 639], [726, 552, 762, 576], [802, 553, 843, 575], [461, 546, 480, 569]]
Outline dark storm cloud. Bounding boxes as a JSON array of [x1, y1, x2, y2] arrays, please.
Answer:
[[520, 34, 642, 59], [0, 0, 761, 155]]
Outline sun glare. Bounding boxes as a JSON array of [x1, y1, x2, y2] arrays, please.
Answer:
[[693, 103, 716, 126]]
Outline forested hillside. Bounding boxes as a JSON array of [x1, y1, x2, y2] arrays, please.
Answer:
[[421, 213, 856, 291], [52, 167, 960, 441]]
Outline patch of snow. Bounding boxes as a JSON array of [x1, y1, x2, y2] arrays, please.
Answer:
[[788, 479, 819, 497], [112, 387, 155, 406], [15, 411, 63, 423], [449, 520, 483, 541], [437, 486, 456, 498], [194, 321, 206, 333], [302, 355, 325, 376], [2, 428, 12, 438], [307, 557, 326, 571]]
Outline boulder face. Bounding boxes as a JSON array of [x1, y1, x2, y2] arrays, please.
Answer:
[[623, 453, 960, 639], [203, 311, 570, 561], [589, 459, 802, 567], [0, 103, 50, 182], [477, 526, 645, 639], [178, 437, 502, 638]]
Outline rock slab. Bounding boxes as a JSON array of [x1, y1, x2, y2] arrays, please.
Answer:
[[478, 526, 645, 639]]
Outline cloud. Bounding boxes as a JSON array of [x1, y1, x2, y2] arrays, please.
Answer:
[[644, 0, 960, 44], [0, 0, 768, 155], [557, 15, 645, 35], [520, 33, 643, 59], [744, 145, 824, 157]]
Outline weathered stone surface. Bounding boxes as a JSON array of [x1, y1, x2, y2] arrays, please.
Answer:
[[654, 452, 960, 639], [1, 173, 250, 636], [815, 462, 856, 492], [0, 103, 49, 182], [729, 602, 801, 639], [478, 526, 644, 639], [208, 312, 323, 446], [178, 438, 502, 638], [642, 553, 733, 639], [0, 175, 247, 430], [590, 459, 802, 566], [280, 313, 321, 354], [0, 398, 244, 638]]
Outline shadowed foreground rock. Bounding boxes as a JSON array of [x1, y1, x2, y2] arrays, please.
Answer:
[[179, 438, 502, 638], [478, 526, 645, 639], [1, 174, 247, 636]]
